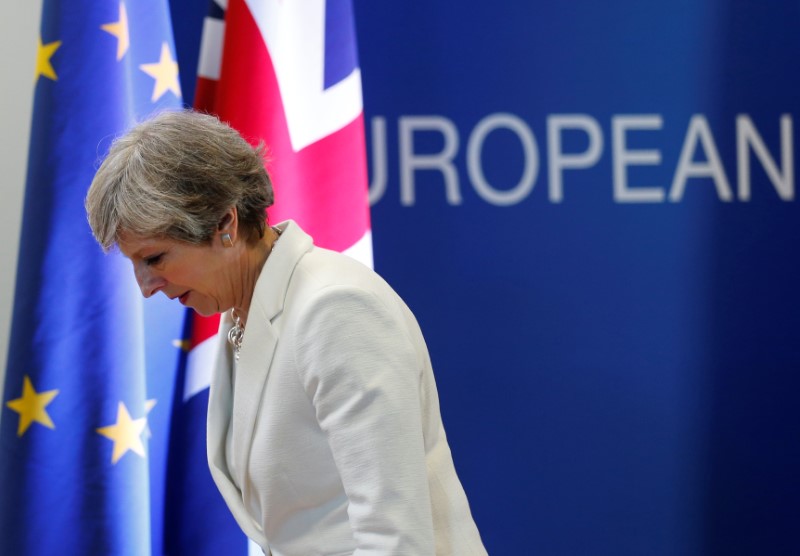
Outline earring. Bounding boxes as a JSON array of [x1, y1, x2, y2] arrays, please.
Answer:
[[221, 233, 233, 248]]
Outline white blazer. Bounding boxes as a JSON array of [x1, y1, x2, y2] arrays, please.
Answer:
[[207, 221, 487, 556]]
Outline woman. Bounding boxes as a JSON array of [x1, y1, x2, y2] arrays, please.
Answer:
[[86, 110, 487, 555]]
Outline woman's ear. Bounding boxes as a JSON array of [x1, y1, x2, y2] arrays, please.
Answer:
[[217, 207, 239, 242]]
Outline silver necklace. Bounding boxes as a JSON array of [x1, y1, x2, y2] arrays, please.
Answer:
[[226, 226, 282, 361], [227, 309, 245, 361]]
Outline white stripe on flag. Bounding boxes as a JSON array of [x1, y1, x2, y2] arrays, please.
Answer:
[[197, 17, 225, 80], [244, 0, 363, 151], [183, 336, 219, 401], [342, 229, 373, 269], [248, 539, 263, 556]]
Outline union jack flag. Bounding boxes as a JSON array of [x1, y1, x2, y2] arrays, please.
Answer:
[[167, 0, 371, 552]]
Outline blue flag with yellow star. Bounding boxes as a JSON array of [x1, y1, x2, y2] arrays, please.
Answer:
[[0, 1, 188, 553]]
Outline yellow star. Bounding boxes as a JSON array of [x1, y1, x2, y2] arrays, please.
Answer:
[[172, 338, 191, 352], [101, 2, 130, 61], [96, 402, 147, 464], [5, 375, 59, 437], [35, 37, 62, 82], [139, 42, 181, 102]]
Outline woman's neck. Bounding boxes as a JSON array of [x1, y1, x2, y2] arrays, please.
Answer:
[[231, 226, 281, 326]]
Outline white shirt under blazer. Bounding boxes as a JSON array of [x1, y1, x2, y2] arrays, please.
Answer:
[[206, 220, 487, 556]]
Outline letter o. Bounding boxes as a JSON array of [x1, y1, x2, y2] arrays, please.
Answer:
[[467, 113, 539, 206]]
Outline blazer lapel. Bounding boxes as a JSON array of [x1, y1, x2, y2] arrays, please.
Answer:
[[229, 221, 313, 475], [208, 220, 314, 540], [206, 312, 267, 545], [228, 310, 278, 482]]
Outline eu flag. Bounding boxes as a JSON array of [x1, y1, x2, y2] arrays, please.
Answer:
[[0, 1, 185, 553]]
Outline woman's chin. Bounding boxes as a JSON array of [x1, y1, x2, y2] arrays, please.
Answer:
[[183, 296, 226, 317]]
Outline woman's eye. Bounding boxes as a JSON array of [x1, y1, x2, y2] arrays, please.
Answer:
[[145, 254, 163, 266]]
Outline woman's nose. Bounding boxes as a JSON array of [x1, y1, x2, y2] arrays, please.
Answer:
[[134, 264, 165, 298]]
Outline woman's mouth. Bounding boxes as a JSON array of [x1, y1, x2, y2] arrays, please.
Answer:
[[178, 291, 190, 305]]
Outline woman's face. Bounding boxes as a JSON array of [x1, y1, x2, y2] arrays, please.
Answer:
[[117, 232, 234, 316]]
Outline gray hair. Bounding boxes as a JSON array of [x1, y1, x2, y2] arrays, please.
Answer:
[[86, 110, 274, 252]]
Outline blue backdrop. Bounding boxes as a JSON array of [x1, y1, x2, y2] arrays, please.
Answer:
[[170, 1, 800, 554]]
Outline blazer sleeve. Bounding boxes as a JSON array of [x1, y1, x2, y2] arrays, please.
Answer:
[[291, 284, 436, 555]]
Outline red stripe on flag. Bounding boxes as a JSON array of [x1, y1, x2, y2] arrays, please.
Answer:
[[194, 77, 219, 116], [214, 0, 370, 252], [190, 311, 220, 347]]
